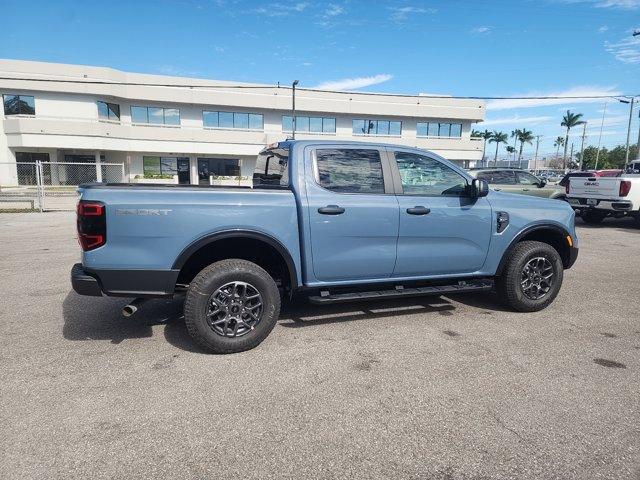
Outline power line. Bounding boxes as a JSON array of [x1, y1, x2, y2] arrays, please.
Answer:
[[0, 76, 638, 101]]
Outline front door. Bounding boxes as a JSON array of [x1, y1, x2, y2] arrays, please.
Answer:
[[177, 158, 190, 184], [391, 150, 492, 277], [304, 147, 399, 282], [197, 159, 210, 186]]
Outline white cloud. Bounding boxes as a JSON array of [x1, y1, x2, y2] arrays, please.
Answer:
[[214, 46, 225, 53], [315, 74, 393, 90], [471, 26, 492, 35], [559, 0, 640, 8], [301, 62, 312, 66], [481, 115, 554, 126], [250, 2, 308, 17], [388, 6, 437, 21], [324, 3, 344, 16], [486, 85, 622, 110], [598, 25, 609, 33], [605, 36, 640, 64]]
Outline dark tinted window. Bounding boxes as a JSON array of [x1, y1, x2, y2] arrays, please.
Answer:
[[476, 170, 517, 184], [253, 147, 289, 188], [315, 149, 384, 194], [396, 152, 467, 196], [4, 95, 35, 115], [558, 172, 591, 187]]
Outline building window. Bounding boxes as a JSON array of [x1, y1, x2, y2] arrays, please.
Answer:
[[3, 95, 35, 115], [352, 119, 402, 136], [416, 122, 462, 138], [143, 156, 184, 178], [131, 106, 181, 126], [282, 115, 336, 133], [203, 110, 264, 130], [97, 101, 120, 121]]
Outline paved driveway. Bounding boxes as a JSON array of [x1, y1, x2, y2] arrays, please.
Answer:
[[1, 212, 638, 479]]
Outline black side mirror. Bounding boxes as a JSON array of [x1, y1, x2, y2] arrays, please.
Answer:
[[538, 179, 547, 188], [471, 178, 489, 198]]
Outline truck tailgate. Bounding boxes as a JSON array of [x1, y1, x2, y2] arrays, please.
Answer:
[[569, 177, 620, 198]]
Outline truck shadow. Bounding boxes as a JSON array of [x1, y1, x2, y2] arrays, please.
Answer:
[[279, 296, 457, 328], [576, 216, 640, 233]]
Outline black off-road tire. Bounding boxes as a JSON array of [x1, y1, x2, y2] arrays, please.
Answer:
[[582, 209, 607, 225], [496, 241, 564, 312], [184, 259, 280, 354], [632, 213, 640, 228]]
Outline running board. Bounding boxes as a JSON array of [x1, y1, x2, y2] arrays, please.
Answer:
[[308, 279, 494, 305]]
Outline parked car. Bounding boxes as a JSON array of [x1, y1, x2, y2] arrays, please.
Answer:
[[468, 168, 567, 200], [567, 165, 640, 225], [72, 141, 578, 353]]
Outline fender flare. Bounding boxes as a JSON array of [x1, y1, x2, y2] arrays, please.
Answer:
[[172, 229, 299, 289], [495, 223, 573, 276]]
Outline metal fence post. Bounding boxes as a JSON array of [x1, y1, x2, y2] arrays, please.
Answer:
[[35, 160, 44, 212]]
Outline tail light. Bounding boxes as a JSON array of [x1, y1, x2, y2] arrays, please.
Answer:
[[619, 180, 631, 197], [77, 200, 106, 251]]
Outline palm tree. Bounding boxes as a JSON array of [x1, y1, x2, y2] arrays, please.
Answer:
[[489, 131, 508, 166], [471, 129, 483, 137], [561, 110, 585, 170], [553, 136, 565, 160], [516, 129, 534, 166], [510, 129, 520, 166], [506, 145, 516, 158], [480, 130, 492, 162]]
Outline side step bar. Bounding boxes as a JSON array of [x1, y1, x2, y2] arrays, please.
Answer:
[[308, 279, 493, 305]]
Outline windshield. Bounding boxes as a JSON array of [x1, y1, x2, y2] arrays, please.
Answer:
[[252, 146, 290, 189]]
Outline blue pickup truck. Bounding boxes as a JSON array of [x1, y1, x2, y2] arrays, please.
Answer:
[[72, 140, 578, 353]]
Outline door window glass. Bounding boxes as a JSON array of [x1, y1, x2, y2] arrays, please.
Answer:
[[396, 152, 467, 196], [476, 170, 517, 184], [315, 149, 384, 194], [516, 171, 540, 185]]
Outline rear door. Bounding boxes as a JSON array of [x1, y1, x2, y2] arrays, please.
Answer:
[[304, 146, 399, 282], [390, 150, 492, 277], [515, 171, 547, 197]]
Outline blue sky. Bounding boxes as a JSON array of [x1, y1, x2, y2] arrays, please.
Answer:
[[1, 0, 638, 156]]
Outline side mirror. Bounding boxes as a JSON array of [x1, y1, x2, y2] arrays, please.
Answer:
[[538, 179, 547, 188], [471, 178, 489, 198]]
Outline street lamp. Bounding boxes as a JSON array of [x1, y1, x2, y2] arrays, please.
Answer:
[[618, 97, 635, 166], [291, 80, 299, 140]]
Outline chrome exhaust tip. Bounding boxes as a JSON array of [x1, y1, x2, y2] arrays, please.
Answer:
[[122, 298, 146, 317]]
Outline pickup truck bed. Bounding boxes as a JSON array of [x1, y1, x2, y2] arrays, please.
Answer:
[[72, 140, 578, 353]]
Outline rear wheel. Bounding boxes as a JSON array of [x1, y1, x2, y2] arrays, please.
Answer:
[[184, 259, 280, 353], [496, 241, 564, 312], [582, 209, 607, 224]]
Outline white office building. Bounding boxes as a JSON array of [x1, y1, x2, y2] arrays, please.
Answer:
[[0, 59, 485, 189]]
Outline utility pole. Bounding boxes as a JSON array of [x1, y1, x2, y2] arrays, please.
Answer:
[[579, 122, 587, 171], [623, 97, 634, 165], [533, 135, 541, 173], [569, 142, 574, 170], [291, 80, 299, 139], [636, 107, 640, 161], [595, 102, 607, 170]]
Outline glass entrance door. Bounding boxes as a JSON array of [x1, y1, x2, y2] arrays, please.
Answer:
[[197, 159, 210, 186], [177, 158, 190, 184]]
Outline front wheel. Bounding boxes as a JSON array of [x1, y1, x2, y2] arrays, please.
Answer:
[[184, 259, 281, 353], [496, 241, 564, 312]]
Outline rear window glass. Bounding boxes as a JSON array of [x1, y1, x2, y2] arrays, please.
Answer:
[[253, 147, 289, 188], [315, 149, 385, 194], [476, 170, 516, 184]]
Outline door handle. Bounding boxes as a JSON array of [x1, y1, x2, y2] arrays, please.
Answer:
[[318, 205, 345, 215], [406, 206, 431, 215], [494, 188, 502, 191], [522, 188, 530, 192]]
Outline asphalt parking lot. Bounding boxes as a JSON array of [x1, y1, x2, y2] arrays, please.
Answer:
[[1, 212, 639, 480]]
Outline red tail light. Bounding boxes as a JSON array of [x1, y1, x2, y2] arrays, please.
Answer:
[[77, 201, 106, 251], [619, 180, 631, 197]]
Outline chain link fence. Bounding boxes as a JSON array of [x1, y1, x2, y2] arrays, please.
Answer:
[[0, 161, 124, 212]]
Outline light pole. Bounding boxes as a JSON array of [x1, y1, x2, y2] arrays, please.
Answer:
[[578, 122, 587, 171], [595, 102, 607, 170], [533, 135, 541, 173], [618, 97, 635, 166], [291, 80, 299, 139]]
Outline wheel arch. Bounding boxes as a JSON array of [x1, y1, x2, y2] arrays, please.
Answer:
[[172, 230, 299, 291], [496, 224, 574, 275]]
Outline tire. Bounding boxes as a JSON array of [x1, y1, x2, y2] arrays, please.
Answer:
[[582, 209, 607, 224], [633, 213, 640, 228], [496, 241, 564, 312], [184, 259, 281, 354]]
